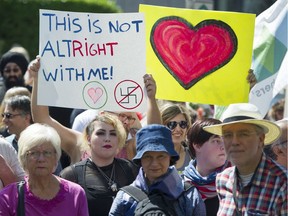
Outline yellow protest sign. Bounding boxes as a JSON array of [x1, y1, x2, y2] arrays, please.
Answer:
[[139, 4, 255, 105]]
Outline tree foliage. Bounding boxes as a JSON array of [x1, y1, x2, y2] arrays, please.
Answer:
[[0, 0, 120, 58]]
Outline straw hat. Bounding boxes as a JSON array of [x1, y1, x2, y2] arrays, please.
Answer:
[[204, 103, 281, 145]]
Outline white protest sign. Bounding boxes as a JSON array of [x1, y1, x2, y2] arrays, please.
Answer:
[[38, 9, 146, 112]]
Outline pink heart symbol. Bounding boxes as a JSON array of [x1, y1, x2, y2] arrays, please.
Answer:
[[151, 17, 238, 89], [87, 87, 103, 104]]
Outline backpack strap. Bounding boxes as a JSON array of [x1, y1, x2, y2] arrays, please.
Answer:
[[70, 159, 88, 184], [121, 185, 147, 202], [17, 181, 25, 216], [122, 182, 193, 202]]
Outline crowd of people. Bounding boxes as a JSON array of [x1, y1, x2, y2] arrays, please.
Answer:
[[0, 41, 286, 215]]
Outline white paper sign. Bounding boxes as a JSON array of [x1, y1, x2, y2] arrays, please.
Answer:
[[38, 9, 146, 112]]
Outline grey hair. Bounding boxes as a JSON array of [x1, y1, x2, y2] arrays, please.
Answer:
[[18, 123, 61, 170], [4, 95, 33, 124]]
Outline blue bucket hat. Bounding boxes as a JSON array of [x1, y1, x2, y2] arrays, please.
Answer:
[[133, 124, 179, 163]]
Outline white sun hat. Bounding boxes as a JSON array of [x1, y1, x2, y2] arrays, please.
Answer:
[[204, 103, 281, 145]]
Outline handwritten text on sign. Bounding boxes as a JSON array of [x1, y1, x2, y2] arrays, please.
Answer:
[[38, 9, 146, 111]]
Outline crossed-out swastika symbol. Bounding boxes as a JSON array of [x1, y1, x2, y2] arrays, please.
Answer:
[[119, 87, 138, 104], [114, 80, 143, 110]]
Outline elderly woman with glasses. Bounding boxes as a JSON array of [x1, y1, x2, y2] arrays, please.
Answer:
[[0, 123, 89, 215], [144, 74, 192, 173]]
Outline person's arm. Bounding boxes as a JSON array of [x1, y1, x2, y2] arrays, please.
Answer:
[[0, 154, 18, 186], [0, 139, 25, 183], [59, 165, 78, 183], [109, 190, 136, 216], [29, 57, 83, 164], [0, 183, 17, 214], [143, 74, 162, 125]]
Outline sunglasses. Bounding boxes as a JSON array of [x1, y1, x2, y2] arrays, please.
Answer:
[[1, 113, 23, 119], [167, 121, 188, 130]]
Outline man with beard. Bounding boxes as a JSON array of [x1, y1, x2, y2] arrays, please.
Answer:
[[0, 51, 31, 103]]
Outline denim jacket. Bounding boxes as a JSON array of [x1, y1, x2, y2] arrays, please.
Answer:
[[109, 166, 206, 216]]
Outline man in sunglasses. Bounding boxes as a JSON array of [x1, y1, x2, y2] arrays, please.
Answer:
[[2, 95, 33, 152]]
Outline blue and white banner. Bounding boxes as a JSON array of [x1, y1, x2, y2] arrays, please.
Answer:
[[249, 0, 287, 117]]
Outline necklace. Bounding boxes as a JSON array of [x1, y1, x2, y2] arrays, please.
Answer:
[[94, 159, 118, 192]]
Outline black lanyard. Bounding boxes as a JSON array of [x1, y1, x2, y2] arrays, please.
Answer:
[[17, 181, 25, 216]]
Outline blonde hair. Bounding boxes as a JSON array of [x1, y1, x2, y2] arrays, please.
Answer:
[[81, 113, 127, 152]]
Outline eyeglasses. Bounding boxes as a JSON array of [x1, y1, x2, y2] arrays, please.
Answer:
[[222, 131, 257, 140], [105, 111, 136, 124], [167, 121, 188, 130], [118, 113, 136, 124], [1, 113, 23, 119], [26, 150, 56, 160]]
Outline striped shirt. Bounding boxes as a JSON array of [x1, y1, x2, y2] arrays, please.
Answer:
[[216, 154, 287, 216]]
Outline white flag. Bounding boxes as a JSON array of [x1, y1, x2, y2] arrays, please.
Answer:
[[249, 0, 287, 117]]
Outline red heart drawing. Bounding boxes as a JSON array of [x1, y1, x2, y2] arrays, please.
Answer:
[[150, 17, 238, 89], [88, 87, 103, 104]]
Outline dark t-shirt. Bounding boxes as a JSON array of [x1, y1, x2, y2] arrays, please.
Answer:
[[60, 158, 139, 216], [204, 196, 219, 216]]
